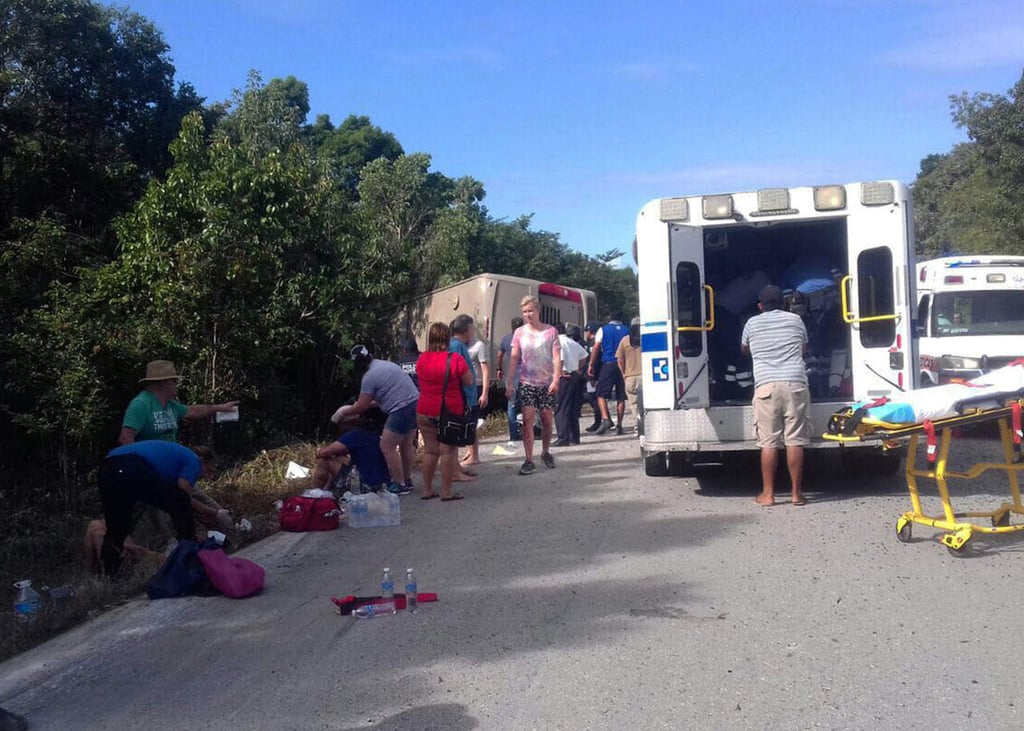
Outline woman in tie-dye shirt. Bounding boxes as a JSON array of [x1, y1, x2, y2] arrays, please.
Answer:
[[506, 295, 562, 476]]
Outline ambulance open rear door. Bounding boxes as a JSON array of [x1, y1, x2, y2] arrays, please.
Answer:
[[842, 182, 916, 400], [669, 224, 713, 409]]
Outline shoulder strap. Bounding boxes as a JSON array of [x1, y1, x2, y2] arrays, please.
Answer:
[[440, 353, 452, 411]]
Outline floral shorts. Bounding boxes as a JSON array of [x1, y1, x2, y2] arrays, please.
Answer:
[[517, 382, 557, 411]]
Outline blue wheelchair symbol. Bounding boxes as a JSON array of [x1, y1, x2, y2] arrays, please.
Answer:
[[652, 357, 669, 382]]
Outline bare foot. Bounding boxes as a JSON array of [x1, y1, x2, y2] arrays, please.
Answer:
[[754, 494, 776, 507], [792, 493, 807, 506], [461, 458, 482, 466]]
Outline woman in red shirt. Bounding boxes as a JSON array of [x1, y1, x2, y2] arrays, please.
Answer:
[[416, 322, 473, 501]]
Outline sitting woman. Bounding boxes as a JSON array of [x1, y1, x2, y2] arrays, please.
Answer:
[[312, 409, 391, 493], [416, 322, 473, 501]]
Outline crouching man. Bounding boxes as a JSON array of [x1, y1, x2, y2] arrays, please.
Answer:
[[98, 441, 217, 575]]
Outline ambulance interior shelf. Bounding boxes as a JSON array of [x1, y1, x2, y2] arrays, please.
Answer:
[[692, 219, 851, 405]]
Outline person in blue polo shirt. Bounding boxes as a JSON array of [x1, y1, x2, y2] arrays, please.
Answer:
[[98, 441, 216, 575], [587, 313, 630, 435]]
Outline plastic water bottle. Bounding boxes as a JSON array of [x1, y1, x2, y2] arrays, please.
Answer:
[[405, 568, 418, 614], [13, 580, 41, 624], [348, 494, 369, 527], [379, 568, 397, 615], [354, 603, 380, 620]]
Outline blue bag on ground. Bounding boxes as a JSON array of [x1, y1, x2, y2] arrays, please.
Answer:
[[146, 539, 219, 600]]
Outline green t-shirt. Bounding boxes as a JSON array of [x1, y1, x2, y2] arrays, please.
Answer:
[[122, 390, 188, 442]]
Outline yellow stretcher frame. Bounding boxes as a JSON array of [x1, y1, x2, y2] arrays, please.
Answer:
[[824, 402, 1024, 555]]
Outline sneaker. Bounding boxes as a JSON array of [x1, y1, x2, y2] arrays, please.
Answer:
[[541, 453, 556, 469], [518, 460, 536, 475], [596, 419, 614, 435], [616, 424, 624, 436], [387, 482, 412, 496], [585, 422, 601, 433], [404, 479, 415, 492]]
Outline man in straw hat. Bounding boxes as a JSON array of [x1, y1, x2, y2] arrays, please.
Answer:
[[118, 360, 239, 446]]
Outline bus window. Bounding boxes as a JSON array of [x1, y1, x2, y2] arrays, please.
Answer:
[[675, 261, 703, 357], [541, 305, 561, 327], [857, 247, 896, 348]]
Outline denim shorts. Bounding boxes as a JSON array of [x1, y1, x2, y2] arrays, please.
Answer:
[[385, 401, 419, 435]]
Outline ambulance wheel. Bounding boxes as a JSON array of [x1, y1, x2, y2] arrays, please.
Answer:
[[644, 451, 670, 477], [896, 521, 912, 543]]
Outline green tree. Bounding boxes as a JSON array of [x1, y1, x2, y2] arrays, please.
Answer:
[[914, 68, 1024, 258]]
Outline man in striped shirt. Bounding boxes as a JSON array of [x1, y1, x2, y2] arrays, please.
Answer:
[[740, 285, 810, 507]]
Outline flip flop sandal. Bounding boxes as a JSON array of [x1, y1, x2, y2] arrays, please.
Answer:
[[441, 494, 464, 502], [421, 493, 439, 500]]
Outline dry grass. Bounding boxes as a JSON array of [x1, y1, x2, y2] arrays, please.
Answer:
[[0, 442, 325, 662]]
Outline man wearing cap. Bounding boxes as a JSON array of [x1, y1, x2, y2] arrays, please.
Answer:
[[332, 345, 419, 495], [119, 360, 239, 445], [553, 323, 588, 446], [741, 285, 810, 507]]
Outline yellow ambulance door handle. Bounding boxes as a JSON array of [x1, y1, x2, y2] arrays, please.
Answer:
[[841, 275, 900, 324], [677, 284, 715, 332]]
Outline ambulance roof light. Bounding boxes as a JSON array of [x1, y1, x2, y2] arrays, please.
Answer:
[[702, 194, 734, 220], [813, 185, 846, 211], [659, 197, 689, 222], [861, 181, 895, 206], [757, 188, 790, 212]]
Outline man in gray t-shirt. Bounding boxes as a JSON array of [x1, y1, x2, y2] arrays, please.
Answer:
[[740, 285, 810, 508], [332, 346, 420, 495]]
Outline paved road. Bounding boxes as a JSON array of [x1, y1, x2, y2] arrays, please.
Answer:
[[3, 428, 1024, 730]]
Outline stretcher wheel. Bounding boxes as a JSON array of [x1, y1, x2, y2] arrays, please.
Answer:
[[896, 520, 912, 543], [946, 543, 968, 557]]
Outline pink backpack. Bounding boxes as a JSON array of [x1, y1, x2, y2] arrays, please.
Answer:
[[197, 549, 265, 598]]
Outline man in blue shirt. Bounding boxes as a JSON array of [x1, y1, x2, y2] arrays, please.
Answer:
[[449, 314, 481, 478], [587, 313, 630, 435], [98, 441, 216, 575], [312, 410, 391, 493]]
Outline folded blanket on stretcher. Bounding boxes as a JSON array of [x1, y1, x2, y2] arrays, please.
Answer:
[[850, 360, 1024, 424]]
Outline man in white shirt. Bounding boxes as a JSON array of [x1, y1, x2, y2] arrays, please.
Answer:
[[554, 323, 589, 446], [463, 335, 491, 466]]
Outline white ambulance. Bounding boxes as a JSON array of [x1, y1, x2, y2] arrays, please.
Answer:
[[916, 256, 1024, 385], [636, 181, 917, 475]]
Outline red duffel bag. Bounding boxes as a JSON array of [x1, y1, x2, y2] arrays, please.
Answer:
[[279, 496, 341, 532]]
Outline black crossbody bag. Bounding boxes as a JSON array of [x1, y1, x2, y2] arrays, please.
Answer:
[[437, 353, 476, 447]]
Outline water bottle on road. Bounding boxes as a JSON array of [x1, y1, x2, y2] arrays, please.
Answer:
[[379, 568, 397, 615], [405, 568, 418, 614], [12, 580, 41, 624]]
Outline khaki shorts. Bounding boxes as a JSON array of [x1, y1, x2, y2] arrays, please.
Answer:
[[752, 381, 812, 449]]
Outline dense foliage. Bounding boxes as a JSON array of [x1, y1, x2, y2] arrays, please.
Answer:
[[913, 71, 1024, 258], [0, 1, 637, 502]]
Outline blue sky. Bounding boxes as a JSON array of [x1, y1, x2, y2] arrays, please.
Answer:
[[113, 0, 1024, 262]]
